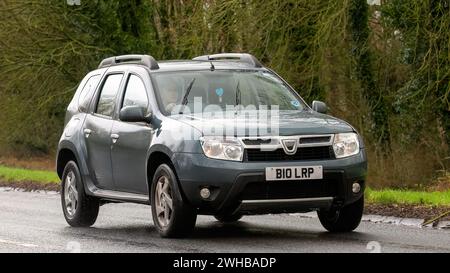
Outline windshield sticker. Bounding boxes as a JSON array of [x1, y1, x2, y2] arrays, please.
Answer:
[[215, 88, 224, 97], [291, 100, 300, 108]]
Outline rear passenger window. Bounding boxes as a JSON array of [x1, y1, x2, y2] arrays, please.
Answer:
[[122, 75, 149, 110], [96, 74, 123, 117], [78, 75, 101, 112]]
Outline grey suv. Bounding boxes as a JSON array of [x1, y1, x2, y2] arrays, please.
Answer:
[[57, 53, 367, 238]]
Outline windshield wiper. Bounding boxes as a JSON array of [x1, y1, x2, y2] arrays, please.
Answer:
[[179, 78, 195, 114], [235, 81, 241, 107]]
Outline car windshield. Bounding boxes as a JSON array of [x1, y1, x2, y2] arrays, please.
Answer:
[[151, 70, 306, 116]]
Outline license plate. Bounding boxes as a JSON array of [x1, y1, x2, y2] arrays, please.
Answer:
[[265, 166, 323, 181]]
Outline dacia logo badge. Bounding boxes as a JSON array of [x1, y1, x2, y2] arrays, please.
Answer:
[[281, 139, 298, 155]]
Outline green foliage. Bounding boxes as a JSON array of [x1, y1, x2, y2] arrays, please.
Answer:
[[380, 0, 449, 139], [349, 0, 390, 146], [0, 0, 448, 187], [0, 0, 159, 154]]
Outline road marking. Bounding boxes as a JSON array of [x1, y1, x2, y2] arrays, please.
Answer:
[[0, 238, 38, 248]]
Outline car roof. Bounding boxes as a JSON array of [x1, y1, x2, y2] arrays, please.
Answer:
[[154, 60, 268, 72], [95, 53, 268, 73]]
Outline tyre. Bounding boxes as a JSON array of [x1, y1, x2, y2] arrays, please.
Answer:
[[214, 212, 243, 223], [61, 161, 99, 227], [151, 164, 197, 238], [317, 195, 364, 232]]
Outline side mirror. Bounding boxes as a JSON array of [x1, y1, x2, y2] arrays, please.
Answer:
[[119, 106, 152, 123], [312, 100, 328, 114]]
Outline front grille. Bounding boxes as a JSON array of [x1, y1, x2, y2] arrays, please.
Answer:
[[240, 179, 339, 200], [245, 146, 335, 162], [299, 136, 331, 144], [241, 138, 274, 145]]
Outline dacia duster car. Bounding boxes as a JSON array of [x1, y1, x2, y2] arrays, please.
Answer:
[[57, 53, 367, 238]]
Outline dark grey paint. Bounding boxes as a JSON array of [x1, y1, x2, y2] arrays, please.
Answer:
[[57, 61, 367, 215], [111, 120, 153, 194], [83, 114, 115, 190], [119, 106, 151, 123], [170, 110, 354, 137]]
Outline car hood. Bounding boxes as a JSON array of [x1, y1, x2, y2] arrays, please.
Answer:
[[170, 110, 354, 136]]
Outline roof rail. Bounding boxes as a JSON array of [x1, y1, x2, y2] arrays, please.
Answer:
[[192, 53, 263, 68], [98, 54, 159, 70]]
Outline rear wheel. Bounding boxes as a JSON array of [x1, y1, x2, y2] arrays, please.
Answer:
[[61, 161, 99, 227], [151, 164, 197, 238], [317, 195, 364, 232], [214, 212, 243, 223]]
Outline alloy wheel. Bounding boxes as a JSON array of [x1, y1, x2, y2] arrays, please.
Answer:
[[154, 175, 173, 227], [64, 171, 78, 218]]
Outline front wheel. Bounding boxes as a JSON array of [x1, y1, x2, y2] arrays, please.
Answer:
[[61, 161, 99, 227], [151, 164, 197, 238], [317, 196, 364, 232]]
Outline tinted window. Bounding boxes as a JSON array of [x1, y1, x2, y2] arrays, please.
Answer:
[[122, 75, 149, 110], [96, 74, 123, 117], [78, 75, 101, 111]]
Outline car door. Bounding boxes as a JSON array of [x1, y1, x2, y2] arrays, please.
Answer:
[[83, 73, 124, 190], [111, 72, 153, 194]]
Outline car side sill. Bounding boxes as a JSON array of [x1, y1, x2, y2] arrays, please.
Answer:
[[92, 189, 150, 205]]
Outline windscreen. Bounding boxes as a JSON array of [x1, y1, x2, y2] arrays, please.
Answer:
[[151, 70, 306, 115]]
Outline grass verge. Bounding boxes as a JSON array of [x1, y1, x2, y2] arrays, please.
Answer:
[[366, 188, 450, 206], [0, 165, 59, 184]]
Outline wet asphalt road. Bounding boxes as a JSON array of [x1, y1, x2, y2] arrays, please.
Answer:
[[0, 189, 449, 253]]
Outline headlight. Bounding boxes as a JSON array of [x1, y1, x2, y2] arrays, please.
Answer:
[[333, 133, 360, 158], [200, 137, 244, 161]]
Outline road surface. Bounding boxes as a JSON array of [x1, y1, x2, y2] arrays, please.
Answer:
[[0, 189, 449, 253]]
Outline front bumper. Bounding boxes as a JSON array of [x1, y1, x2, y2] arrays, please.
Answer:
[[172, 149, 367, 215]]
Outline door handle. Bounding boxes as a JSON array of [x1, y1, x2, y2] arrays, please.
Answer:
[[111, 134, 119, 144], [83, 129, 92, 138]]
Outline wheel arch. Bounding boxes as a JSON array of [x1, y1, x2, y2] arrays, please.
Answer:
[[57, 148, 79, 179], [146, 147, 187, 204], [56, 140, 85, 180]]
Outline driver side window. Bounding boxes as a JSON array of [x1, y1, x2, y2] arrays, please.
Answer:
[[122, 74, 149, 111]]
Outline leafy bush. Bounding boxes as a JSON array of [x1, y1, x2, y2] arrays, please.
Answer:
[[0, 0, 448, 187]]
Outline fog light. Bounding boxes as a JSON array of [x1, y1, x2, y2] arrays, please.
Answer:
[[200, 188, 211, 199], [352, 182, 361, 193]]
